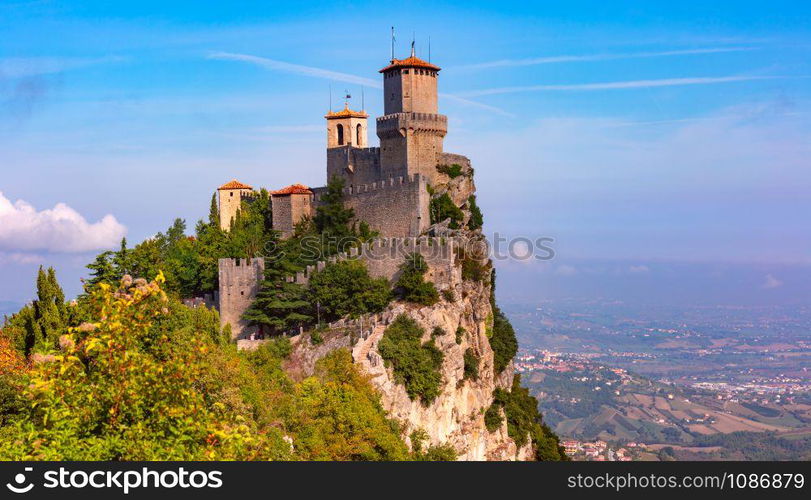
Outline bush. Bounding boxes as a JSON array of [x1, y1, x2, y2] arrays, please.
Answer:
[[410, 429, 458, 461], [490, 311, 518, 374], [441, 289, 456, 302], [429, 193, 464, 229], [484, 403, 503, 432], [436, 163, 464, 179], [377, 315, 444, 405], [489, 376, 568, 461], [467, 195, 484, 231], [308, 260, 391, 320], [431, 326, 445, 340], [394, 253, 439, 306], [455, 326, 465, 345], [463, 348, 479, 381]]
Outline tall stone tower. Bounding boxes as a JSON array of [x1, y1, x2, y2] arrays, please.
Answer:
[[377, 47, 447, 183], [217, 179, 253, 231]]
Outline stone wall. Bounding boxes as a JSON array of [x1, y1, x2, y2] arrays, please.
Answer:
[[218, 188, 254, 231], [293, 236, 457, 289], [271, 193, 312, 238], [218, 257, 265, 339], [377, 112, 447, 183], [326, 146, 382, 185], [313, 173, 429, 238]]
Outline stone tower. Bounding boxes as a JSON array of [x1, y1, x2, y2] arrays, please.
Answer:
[[218, 257, 265, 339], [377, 47, 447, 184], [217, 179, 254, 231], [325, 103, 369, 149], [270, 183, 313, 238]]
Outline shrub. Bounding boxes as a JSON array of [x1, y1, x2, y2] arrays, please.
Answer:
[[436, 163, 464, 179], [410, 429, 458, 461], [484, 403, 503, 432], [431, 326, 445, 340], [308, 260, 391, 320], [377, 315, 444, 405], [463, 348, 479, 381], [441, 289, 456, 302], [489, 376, 568, 461], [310, 329, 324, 345], [467, 195, 484, 231], [455, 326, 465, 345], [429, 193, 464, 229], [394, 253, 439, 306], [490, 311, 518, 374]]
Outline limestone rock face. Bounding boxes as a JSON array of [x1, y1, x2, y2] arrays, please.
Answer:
[[352, 279, 532, 461]]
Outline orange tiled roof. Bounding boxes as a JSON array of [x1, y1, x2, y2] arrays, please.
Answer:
[[271, 183, 313, 195], [379, 56, 441, 73], [217, 179, 253, 190], [325, 104, 368, 119]]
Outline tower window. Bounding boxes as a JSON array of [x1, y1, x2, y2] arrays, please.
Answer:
[[337, 124, 344, 145], [356, 124, 362, 145]]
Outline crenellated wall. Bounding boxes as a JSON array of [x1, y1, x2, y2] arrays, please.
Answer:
[[293, 236, 457, 289], [312, 173, 430, 238], [218, 257, 265, 339], [326, 146, 382, 185]]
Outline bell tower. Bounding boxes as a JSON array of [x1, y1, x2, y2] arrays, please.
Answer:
[[325, 103, 368, 149], [377, 46, 447, 183]]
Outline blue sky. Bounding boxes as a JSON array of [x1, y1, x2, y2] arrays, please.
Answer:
[[1, 0, 810, 305]]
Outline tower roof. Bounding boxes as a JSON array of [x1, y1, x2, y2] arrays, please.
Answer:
[[270, 183, 313, 196], [325, 103, 368, 119], [217, 179, 253, 190], [379, 55, 440, 73]]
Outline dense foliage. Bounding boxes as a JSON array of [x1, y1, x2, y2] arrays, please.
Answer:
[[488, 269, 518, 373], [435, 163, 464, 179], [394, 253, 439, 306], [463, 348, 479, 381], [490, 376, 568, 461], [377, 315, 444, 405], [429, 192, 464, 229], [242, 257, 311, 335], [467, 195, 484, 231], [308, 260, 391, 321]]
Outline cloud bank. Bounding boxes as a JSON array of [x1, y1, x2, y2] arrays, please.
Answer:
[[0, 192, 126, 253]]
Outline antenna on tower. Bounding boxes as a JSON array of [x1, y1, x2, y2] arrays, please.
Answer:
[[411, 32, 416, 57], [390, 26, 396, 61]]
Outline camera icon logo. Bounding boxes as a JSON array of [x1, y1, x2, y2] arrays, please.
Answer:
[[6, 467, 34, 494]]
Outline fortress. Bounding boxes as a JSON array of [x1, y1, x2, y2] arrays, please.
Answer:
[[216, 48, 472, 338]]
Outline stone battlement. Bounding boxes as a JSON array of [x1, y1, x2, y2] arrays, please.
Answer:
[[294, 236, 457, 288], [218, 258, 265, 339], [376, 112, 448, 139]]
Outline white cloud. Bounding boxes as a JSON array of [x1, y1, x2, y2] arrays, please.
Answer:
[[451, 47, 754, 71], [762, 274, 783, 289], [0, 56, 125, 79], [0, 192, 126, 253], [206, 51, 511, 116], [629, 265, 650, 274], [0, 252, 44, 265], [458, 75, 784, 98]]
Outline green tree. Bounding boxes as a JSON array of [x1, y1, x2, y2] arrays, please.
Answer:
[[314, 176, 355, 239], [242, 257, 311, 335], [307, 260, 391, 321], [85, 251, 117, 290], [377, 315, 444, 405], [0, 274, 292, 460], [429, 192, 464, 229], [467, 195, 484, 230], [394, 253, 439, 306], [287, 350, 409, 461]]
